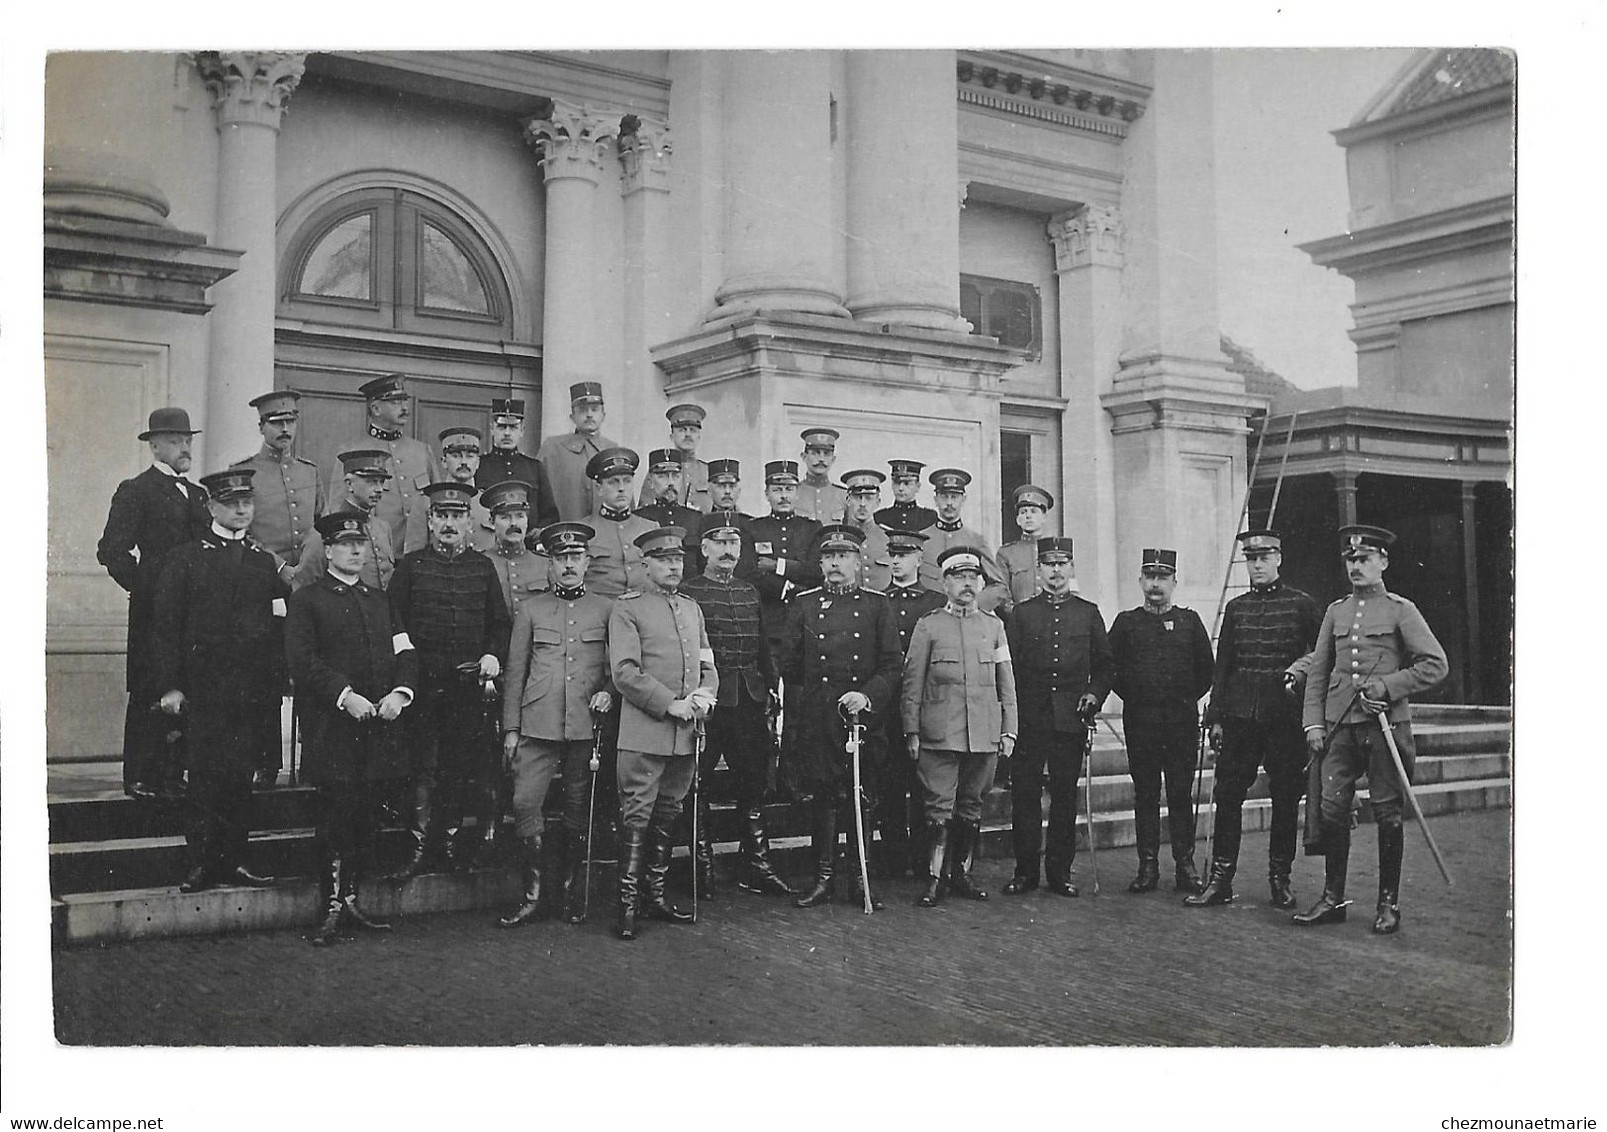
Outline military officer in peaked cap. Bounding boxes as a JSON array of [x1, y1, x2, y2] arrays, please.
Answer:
[[295, 450, 398, 592], [538, 381, 622, 522], [639, 403, 713, 513], [680, 510, 796, 897], [150, 467, 289, 892], [388, 481, 511, 876], [321, 373, 440, 556], [98, 406, 210, 798], [902, 546, 1019, 906], [920, 468, 1011, 613], [608, 526, 718, 940], [475, 398, 561, 529], [796, 427, 848, 522], [482, 480, 551, 619], [875, 459, 938, 533], [1003, 537, 1116, 897], [438, 425, 496, 553], [497, 521, 615, 927], [1294, 524, 1447, 935], [1108, 549, 1215, 895], [637, 448, 704, 566], [285, 509, 419, 946], [837, 469, 893, 592], [998, 485, 1055, 605], [1189, 529, 1323, 910], [748, 459, 824, 662], [876, 528, 945, 877], [582, 446, 655, 599], [780, 524, 903, 910], [703, 459, 759, 577]]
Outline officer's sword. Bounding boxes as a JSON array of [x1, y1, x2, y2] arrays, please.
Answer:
[[581, 710, 603, 923], [1371, 706, 1454, 887], [842, 706, 874, 914], [1081, 710, 1101, 896], [692, 717, 705, 924]]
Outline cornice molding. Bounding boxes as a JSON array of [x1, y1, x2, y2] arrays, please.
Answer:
[[956, 52, 1146, 138], [1302, 195, 1513, 279], [45, 213, 241, 315]]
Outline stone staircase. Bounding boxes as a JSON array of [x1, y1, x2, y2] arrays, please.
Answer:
[[48, 705, 1510, 945]]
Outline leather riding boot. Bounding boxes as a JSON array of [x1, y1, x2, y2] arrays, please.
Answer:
[[339, 860, 391, 932], [1173, 855, 1203, 895], [794, 799, 838, 908], [739, 809, 797, 897], [946, 820, 988, 901], [694, 796, 718, 896], [844, 800, 885, 910], [1373, 822, 1404, 935], [564, 829, 591, 925], [644, 816, 695, 924], [917, 821, 950, 907], [310, 856, 344, 947], [615, 826, 647, 941], [395, 782, 433, 879], [1294, 825, 1351, 926], [1127, 849, 1161, 894], [497, 835, 545, 928], [1269, 855, 1297, 910], [1183, 857, 1236, 907]]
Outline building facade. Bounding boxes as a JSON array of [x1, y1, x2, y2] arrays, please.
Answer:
[[45, 49, 1263, 762]]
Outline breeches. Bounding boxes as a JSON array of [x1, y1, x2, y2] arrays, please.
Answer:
[[917, 748, 997, 825], [509, 737, 595, 840], [1320, 719, 1416, 830], [616, 749, 696, 832], [1213, 717, 1307, 865]]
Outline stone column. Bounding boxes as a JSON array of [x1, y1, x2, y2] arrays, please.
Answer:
[[710, 51, 846, 319], [1333, 471, 1359, 527], [195, 51, 305, 471], [844, 50, 966, 331], [1049, 204, 1125, 606], [618, 118, 674, 459], [1460, 480, 1483, 702], [525, 102, 619, 438]]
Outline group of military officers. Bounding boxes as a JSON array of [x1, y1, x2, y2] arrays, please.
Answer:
[[97, 374, 1449, 947]]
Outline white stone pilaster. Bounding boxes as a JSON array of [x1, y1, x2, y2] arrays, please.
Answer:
[[618, 119, 674, 459], [194, 50, 305, 471], [524, 101, 619, 437]]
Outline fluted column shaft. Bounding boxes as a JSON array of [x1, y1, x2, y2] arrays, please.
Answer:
[[845, 50, 965, 331]]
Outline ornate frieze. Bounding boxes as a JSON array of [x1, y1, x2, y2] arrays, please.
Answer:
[[523, 100, 620, 185], [1048, 204, 1125, 271], [618, 115, 671, 195], [193, 51, 306, 130], [957, 56, 1145, 138]]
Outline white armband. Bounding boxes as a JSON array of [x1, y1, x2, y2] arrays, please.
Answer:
[[698, 648, 716, 665], [336, 685, 353, 710], [271, 598, 287, 618], [992, 642, 1012, 663], [392, 633, 413, 655]]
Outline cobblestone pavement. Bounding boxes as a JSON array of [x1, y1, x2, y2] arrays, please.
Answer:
[[51, 810, 1510, 1047]]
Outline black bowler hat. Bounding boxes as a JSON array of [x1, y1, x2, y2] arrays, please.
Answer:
[[816, 524, 865, 553], [249, 390, 301, 421], [929, 468, 971, 493], [569, 381, 605, 405], [481, 480, 533, 514], [200, 468, 255, 500], [338, 449, 392, 479], [707, 459, 740, 483], [423, 481, 476, 511], [358, 374, 409, 401], [886, 529, 929, 555], [138, 407, 200, 440], [1037, 537, 1075, 563], [764, 460, 800, 485], [316, 509, 370, 544], [539, 521, 595, 555], [1141, 548, 1178, 574], [1339, 524, 1396, 557], [635, 526, 688, 557], [586, 447, 639, 480]]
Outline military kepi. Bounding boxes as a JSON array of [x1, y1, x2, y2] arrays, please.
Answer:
[[138, 407, 200, 439], [635, 526, 688, 557], [569, 381, 605, 405], [1037, 536, 1074, 562], [586, 447, 639, 480], [816, 524, 865, 552], [764, 459, 800, 485], [481, 480, 533, 513], [938, 546, 985, 575], [540, 521, 595, 554], [647, 448, 685, 473], [248, 390, 300, 420], [200, 468, 255, 500], [1237, 528, 1282, 554], [1142, 548, 1178, 573], [358, 373, 408, 401], [707, 459, 740, 483], [423, 481, 476, 510], [490, 397, 525, 421], [699, 510, 745, 538], [316, 509, 370, 544], [1339, 524, 1396, 556]]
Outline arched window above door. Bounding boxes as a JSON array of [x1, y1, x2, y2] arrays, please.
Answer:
[[279, 188, 512, 339]]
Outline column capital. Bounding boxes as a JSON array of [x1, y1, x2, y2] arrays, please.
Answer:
[[523, 101, 620, 186], [193, 51, 306, 131], [957, 180, 970, 211], [1048, 203, 1125, 271], [618, 116, 671, 196]]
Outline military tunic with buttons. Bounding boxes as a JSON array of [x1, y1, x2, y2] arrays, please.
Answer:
[[901, 606, 1019, 751], [232, 446, 323, 567], [321, 430, 439, 556], [875, 500, 937, 533], [584, 508, 655, 599], [474, 450, 561, 529], [841, 517, 893, 593], [293, 499, 396, 592], [537, 430, 622, 522], [747, 511, 823, 658], [920, 523, 1010, 612], [610, 586, 718, 757], [796, 477, 847, 523], [996, 539, 1041, 605], [489, 543, 552, 619], [503, 590, 613, 742], [778, 585, 903, 796]]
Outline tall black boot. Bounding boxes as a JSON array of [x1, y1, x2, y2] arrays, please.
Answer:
[[339, 859, 391, 932], [794, 799, 837, 908], [917, 821, 950, 907], [394, 782, 434, 879], [1173, 855, 1202, 894], [1294, 824, 1350, 926], [739, 808, 797, 896], [644, 815, 695, 924], [564, 828, 592, 925], [844, 799, 885, 910], [1373, 823, 1404, 935], [1269, 854, 1297, 910], [497, 835, 545, 928], [946, 820, 988, 901], [694, 795, 719, 896], [1127, 848, 1160, 894], [310, 856, 344, 947], [1184, 857, 1236, 907], [615, 826, 646, 941]]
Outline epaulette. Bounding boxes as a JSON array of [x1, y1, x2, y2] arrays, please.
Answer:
[[860, 587, 886, 596], [1328, 595, 1347, 607], [295, 456, 318, 468], [794, 586, 822, 598], [617, 589, 643, 600]]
